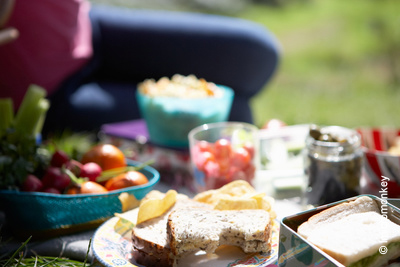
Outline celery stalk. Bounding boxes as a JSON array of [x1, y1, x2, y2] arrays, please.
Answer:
[[34, 99, 50, 135], [14, 85, 47, 137], [19, 98, 49, 137], [0, 98, 14, 136]]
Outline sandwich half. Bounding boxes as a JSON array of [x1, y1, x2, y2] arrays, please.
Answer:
[[131, 196, 212, 267], [167, 208, 272, 259], [298, 196, 400, 267]]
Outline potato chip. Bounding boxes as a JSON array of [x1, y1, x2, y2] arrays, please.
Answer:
[[194, 180, 256, 205], [193, 180, 276, 219], [193, 189, 216, 203], [118, 192, 140, 212], [137, 189, 177, 224], [115, 208, 139, 229], [214, 198, 259, 210], [216, 180, 256, 196]]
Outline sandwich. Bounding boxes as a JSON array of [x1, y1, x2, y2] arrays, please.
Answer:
[[167, 208, 271, 259], [131, 188, 273, 267], [297, 196, 400, 267], [131, 195, 212, 267]]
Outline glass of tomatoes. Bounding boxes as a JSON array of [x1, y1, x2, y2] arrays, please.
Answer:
[[188, 122, 259, 192]]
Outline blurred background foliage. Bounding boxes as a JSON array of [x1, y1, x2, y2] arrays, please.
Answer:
[[90, 0, 400, 128]]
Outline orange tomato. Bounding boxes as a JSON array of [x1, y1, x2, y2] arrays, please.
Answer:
[[66, 181, 108, 194], [105, 171, 148, 191], [80, 181, 108, 194], [81, 144, 126, 171], [66, 186, 80, 194]]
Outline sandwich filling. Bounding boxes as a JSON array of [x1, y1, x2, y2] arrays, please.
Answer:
[[348, 242, 400, 267]]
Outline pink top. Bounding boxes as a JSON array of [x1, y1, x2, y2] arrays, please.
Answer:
[[0, 0, 93, 108]]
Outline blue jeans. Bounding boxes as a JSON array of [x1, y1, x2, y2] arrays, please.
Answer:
[[43, 5, 280, 134]]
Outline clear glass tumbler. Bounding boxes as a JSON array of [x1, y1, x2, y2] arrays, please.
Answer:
[[188, 122, 259, 192]]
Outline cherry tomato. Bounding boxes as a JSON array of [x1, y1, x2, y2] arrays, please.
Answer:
[[194, 151, 215, 171], [197, 140, 214, 153], [231, 147, 251, 169], [243, 142, 255, 159], [214, 138, 232, 159], [105, 171, 148, 191]]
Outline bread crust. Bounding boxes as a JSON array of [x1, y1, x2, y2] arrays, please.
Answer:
[[132, 247, 174, 267], [298, 196, 379, 239], [297, 196, 400, 267]]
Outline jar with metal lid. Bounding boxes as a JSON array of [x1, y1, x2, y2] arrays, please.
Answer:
[[304, 125, 363, 206]]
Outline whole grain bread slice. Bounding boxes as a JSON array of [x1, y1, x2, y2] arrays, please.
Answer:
[[131, 196, 212, 267], [167, 208, 272, 258]]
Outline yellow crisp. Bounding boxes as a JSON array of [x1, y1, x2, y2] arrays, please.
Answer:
[[118, 192, 140, 212], [193, 180, 276, 220], [136, 189, 177, 225], [214, 198, 259, 210]]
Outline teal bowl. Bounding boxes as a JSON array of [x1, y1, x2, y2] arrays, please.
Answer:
[[0, 160, 159, 238], [136, 85, 234, 148]]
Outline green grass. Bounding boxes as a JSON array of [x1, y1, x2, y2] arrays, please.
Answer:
[[240, 0, 400, 128]]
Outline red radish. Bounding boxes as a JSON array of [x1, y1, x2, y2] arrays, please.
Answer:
[[80, 162, 102, 182], [50, 150, 70, 168], [42, 187, 61, 194], [21, 174, 43, 192], [41, 167, 71, 191], [65, 159, 83, 177]]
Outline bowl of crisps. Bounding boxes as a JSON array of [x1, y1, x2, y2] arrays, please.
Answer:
[[357, 127, 400, 198], [136, 74, 234, 148]]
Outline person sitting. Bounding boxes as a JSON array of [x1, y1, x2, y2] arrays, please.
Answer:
[[0, 0, 280, 136]]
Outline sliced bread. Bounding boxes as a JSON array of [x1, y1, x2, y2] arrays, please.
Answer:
[[297, 196, 400, 267], [298, 195, 380, 240], [131, 197, 212, 267], [167, 208, 272, 257]]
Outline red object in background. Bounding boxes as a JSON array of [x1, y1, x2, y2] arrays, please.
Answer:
[[358, 127, 400, 198], [262, 119, 286, 130]]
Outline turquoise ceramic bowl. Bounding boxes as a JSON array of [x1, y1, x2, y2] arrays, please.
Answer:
[[136, 85, 234, 148], [0, 160, 159, 237]]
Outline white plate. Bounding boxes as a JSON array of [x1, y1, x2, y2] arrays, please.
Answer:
[[92, 214, 279, 267]]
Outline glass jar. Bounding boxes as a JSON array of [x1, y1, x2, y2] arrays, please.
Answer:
[[304, 125, 363, 206]]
